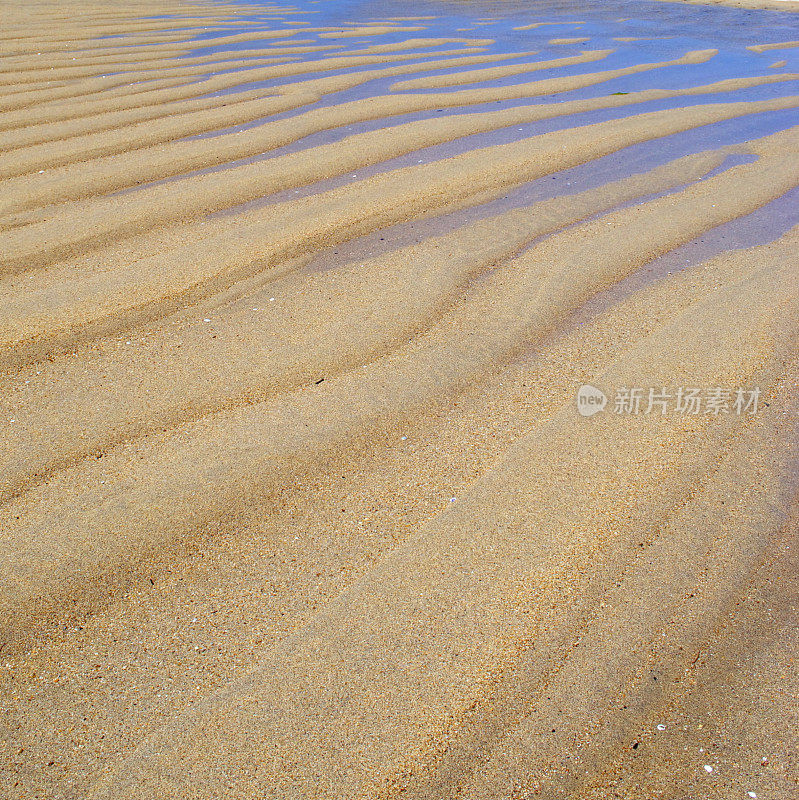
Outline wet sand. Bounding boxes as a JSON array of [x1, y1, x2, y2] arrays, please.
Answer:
[[0, 0, 797, 798]]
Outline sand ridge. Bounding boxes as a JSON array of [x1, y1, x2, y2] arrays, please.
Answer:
[[0, 0, 797, 798]]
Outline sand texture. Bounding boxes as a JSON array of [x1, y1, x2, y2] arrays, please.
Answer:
[[0, 0, 797, 798]]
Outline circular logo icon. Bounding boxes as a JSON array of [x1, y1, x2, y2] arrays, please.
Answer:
[[576, 384, 607, 417]]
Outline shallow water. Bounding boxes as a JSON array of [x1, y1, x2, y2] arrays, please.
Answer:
[[163, 0, 799, 253]]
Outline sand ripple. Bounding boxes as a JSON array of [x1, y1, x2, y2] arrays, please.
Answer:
[[0, 1, 797, 798]]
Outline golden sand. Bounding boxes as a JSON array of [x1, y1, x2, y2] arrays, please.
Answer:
[[0, 0, 797, 798]]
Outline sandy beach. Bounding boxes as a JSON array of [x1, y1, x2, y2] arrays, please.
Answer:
[[0, 0, 797, 797]]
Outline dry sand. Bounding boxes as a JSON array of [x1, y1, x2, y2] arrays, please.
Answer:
[[0, 0, 797, 799]]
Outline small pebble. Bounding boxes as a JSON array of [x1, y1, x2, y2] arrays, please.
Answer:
[[657, 724, 666, 731], [748, 793, 757, 799], [704, 765, 714, 773]]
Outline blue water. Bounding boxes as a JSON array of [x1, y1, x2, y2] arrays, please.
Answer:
[[169, 0, 799, 141], [181, 0, 799, 64], [120, 0, 799, 257]]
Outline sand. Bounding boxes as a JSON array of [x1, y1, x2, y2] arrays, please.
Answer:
[[0, 0, 797, 799]]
